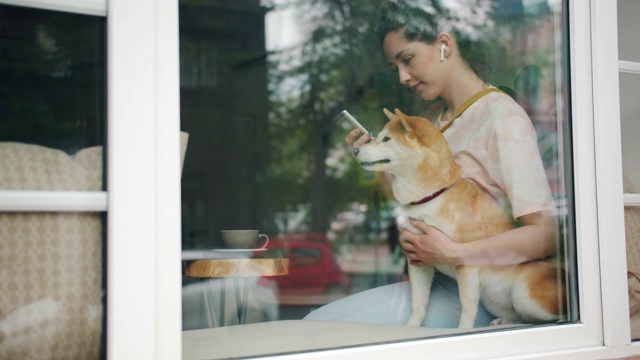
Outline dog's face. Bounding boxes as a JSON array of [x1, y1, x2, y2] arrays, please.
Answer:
[[355, 108, 456, 180]]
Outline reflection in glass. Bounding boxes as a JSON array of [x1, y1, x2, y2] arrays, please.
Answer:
[[180, 0, 575, 356], [0, 212, 103, 359], [618, 0, 640, 63], [620, 73, 640, 188], [0, 4, 106, 359], [0, 4, 106, 153], [618, 52, 640, 339]]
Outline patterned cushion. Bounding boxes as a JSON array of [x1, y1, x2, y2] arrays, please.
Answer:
[[0, 143, 102, 191], [0, 213, 103, 359]]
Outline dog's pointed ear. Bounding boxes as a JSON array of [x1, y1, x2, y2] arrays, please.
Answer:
[[394, 108, 412, 133], [383, 108, 396, 122]]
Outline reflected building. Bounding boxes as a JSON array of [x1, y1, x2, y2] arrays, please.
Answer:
[[180, 0, 271, 249]]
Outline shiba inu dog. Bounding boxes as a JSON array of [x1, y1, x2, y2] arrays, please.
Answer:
[[354, 108, 565, 328]]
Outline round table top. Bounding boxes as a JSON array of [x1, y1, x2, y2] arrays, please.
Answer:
[[184, 258, 289, 278]]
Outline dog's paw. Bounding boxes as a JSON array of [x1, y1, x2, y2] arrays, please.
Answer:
[[406, 314, 425, 327], [490, 318, 520, 326], [457, 319, 475, 329]]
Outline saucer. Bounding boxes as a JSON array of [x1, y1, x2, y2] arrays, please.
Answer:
[[209, 248, 267, 259], [181, 248, 267, 260]]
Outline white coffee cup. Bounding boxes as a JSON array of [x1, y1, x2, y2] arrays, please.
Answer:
[[220, 230, 269, 250]]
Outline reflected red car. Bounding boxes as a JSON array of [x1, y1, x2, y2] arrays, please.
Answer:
[[270, 232, 333, 248], [255, 238, 350, 305]]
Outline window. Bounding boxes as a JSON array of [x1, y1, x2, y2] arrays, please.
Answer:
[[6, 0, 640, 359], [126, 0, 640, 357], [178, 1, 610, 358], [618, 0, 640, 340], [0, 2, 106, 359]]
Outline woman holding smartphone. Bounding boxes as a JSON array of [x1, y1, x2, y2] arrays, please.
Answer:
[[305, 0, 558, 327]]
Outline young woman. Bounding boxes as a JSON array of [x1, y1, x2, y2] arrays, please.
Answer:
[[304, 0, 558, 328]]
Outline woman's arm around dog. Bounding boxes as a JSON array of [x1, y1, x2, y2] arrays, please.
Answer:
[[399, 211, 558, 267]]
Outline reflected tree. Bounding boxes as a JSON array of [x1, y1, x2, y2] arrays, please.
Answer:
[[0, 5, 105, 152], [264, 0, 416, 233], [263, 0, 516, 234]]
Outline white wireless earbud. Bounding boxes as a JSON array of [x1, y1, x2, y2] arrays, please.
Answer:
[[440, 44, 446, 62]]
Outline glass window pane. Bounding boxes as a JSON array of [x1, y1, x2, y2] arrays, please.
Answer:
[[0, 4, 106, 359], [0, 212, 104, 359], [618, 0, 640, 63], [618, 0, 640, 340], [620, 73, 640, 189], [0, 4, 106, 168], [180, 0, 576, 357]]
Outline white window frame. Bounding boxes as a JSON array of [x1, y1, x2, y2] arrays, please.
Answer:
[[107, 0, 182, 359], [2, 0, 639, 359], [0, 0, 104, 15], [0, 0, 183, 359]]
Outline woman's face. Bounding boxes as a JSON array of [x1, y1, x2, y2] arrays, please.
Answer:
[[383, 30, 445, 101]]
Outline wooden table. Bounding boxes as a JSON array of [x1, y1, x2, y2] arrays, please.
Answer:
[[184, 258, 289, 327], [185, 258, 289, 278]]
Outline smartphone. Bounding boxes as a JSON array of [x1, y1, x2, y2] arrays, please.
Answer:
[[332, 110, 368, 134]]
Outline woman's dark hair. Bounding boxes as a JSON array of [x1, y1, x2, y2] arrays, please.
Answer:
[[376, 0, 491, 81], [376, 1, 442, 44]]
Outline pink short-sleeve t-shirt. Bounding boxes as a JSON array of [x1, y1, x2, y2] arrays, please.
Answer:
[[434, 90, 555, 220]]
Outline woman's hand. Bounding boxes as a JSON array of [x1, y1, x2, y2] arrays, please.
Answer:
[[399, 211, 558, 267], [345, 129, 373, 151], [398, 218, 460, 267]]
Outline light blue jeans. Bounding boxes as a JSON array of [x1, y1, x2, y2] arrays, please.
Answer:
[[303, 274, 495, 328]]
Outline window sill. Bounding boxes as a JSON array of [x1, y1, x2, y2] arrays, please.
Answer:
[[182, 320, 525, 359]]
